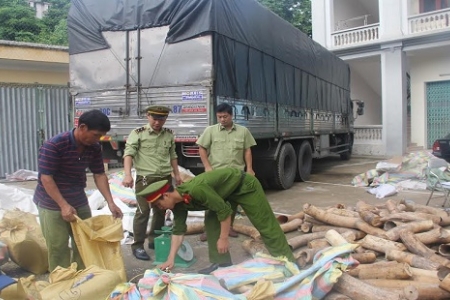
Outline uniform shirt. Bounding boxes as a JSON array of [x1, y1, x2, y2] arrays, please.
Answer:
[[171, 168, 244, 235], [196, 123, 256, 170], [124, 124, 177, 177], [33, 129, 105, 210]]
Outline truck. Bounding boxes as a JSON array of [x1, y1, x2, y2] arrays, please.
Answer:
[[68, 0, 363, 190]]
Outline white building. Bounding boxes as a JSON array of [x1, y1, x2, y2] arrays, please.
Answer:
[[28, 0, 50, 19], [312, 0, 450, 156]]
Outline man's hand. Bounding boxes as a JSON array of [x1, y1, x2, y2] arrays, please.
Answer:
[[205, 166, 213, 172], [217, 237, 229, 254], [175, 174, 182, 186], [108, 202, 123, 219], [60, 203, 77, 222], [246, 169, 255, 176], [158, 259, 175, 272], [122, 174, 134, 188]]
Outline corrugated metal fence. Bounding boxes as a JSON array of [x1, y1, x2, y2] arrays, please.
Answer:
[[0, 83, 71, 178]]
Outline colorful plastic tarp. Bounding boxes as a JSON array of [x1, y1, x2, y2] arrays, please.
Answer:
[[352, 151, 435, 188], [211, 254, 300, 291], [138, 268, 246, 299], [213, 244, 359, 300], [109, 244, 358, 299]]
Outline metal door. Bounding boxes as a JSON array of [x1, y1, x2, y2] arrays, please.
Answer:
[[427, 80, 450, 148], [0, 84, 70, 178]]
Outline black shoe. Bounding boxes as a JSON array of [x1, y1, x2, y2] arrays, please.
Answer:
[[148, 242, 155, 250], [133, 248, 150, 261], [198, 263, 232, 275]]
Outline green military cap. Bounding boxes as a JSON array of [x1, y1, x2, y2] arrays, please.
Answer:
[[136, 180, 170, 202], [145, 105, 172, 120]]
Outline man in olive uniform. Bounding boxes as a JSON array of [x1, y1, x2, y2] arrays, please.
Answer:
[[136, 168, 295, 274], [196, 103, 256, 241], [123, 105, 182, 261]]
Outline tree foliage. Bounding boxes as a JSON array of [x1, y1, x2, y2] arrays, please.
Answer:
[[0, 4, 41, 42], [0, 0, 69, 45], [257, 0, 312, 37]]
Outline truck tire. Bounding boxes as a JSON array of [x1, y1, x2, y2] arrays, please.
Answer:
[[297, 141, 312, 182], [272, 142, 296, 190], [340, 148, 351, 160], [340, 137, 353, 161]]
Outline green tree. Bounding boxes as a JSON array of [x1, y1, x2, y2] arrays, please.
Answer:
[[38, 0, 70, 45], [41, 18, 68, 45], [0, 5, 43, 42], [0, 0, 70, 45], [257, 0, 312, 37], [291, 0, 312, 37], [41, 0, 70, 33], [0, 0, 23, 5]]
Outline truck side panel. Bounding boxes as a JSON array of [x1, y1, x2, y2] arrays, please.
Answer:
[[217, 97, 277, 139], [71, 26, 214, 139], [71, 26, 213, 93], [74, 86, 211, 141]]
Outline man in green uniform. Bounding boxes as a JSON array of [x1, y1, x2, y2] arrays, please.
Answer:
[[196, 103, 256, 240], [123, 105, 182, 261], [136, 168, 295, 274]]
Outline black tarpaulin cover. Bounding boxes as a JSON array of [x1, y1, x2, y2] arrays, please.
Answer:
[[68, 0, 350, 111]]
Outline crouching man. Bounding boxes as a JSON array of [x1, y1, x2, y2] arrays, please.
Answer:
[[136, 168, 295, 274]]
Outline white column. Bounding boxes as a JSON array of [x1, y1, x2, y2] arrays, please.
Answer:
[[325, 0, 333, 48], [379, 0, 404, 39], [400, 0, 410, 34], [381, 43, 407, 156], [312, 0, 327, 47]]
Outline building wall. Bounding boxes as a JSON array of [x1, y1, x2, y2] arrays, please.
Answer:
[[0, 69, 68, 85], [334, 0, 369, 31], [408, 0, 420, 15], [351, 69, 382, 125], [0, 41, 70, 177], [410, 53, 450, 147], [0, 44, 67, 63], [0, 42, 69, 85]]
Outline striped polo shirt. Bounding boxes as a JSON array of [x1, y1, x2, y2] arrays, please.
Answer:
[[33, 129, 105, 210]]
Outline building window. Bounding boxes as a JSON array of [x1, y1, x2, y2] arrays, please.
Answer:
[[420, 0, 450, 13]]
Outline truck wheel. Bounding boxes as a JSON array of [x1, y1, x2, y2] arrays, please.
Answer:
[[340, 137, 353, 161], [340, 148, 351, 160], [272, 143, 296, 190], [297, 141, 312, 182]]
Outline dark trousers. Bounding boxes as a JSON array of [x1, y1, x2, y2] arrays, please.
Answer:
[[131, 175, 171, 251]]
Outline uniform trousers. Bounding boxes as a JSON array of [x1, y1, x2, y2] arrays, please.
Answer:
[[132, 175, 171, 251], [205, 174, 295, 264]]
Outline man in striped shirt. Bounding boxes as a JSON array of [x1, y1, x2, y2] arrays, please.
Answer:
[[33, 109, 123, 272]]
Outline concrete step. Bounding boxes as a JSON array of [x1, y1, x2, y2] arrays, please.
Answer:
[[407, 144, 424, 152]]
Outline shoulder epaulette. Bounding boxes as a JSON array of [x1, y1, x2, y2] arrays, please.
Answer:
[[163, 128, 174, 134], [134, 126, 146, 133]]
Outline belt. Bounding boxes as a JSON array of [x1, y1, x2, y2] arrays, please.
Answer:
[[136, 174, 170, 186], [136, 174, 170, 178]]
